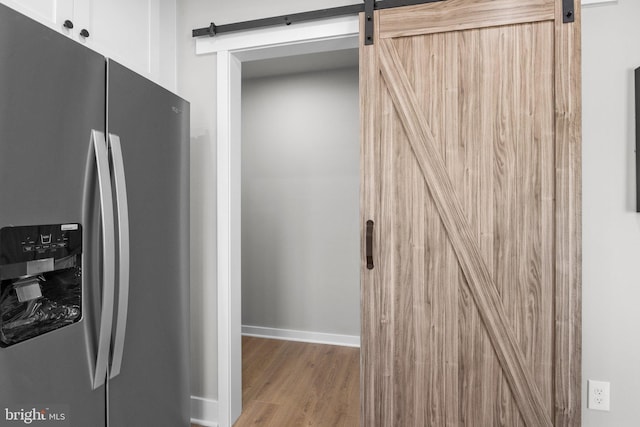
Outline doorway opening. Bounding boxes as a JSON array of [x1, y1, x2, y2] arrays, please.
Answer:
[[236, 49, 360, 425], [198, 15, 361, 427]]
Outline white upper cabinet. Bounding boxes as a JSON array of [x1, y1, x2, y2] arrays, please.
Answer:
[[0, 0, 175, 91], [74, 0, 159, 83], [0, 0, 73, 34]]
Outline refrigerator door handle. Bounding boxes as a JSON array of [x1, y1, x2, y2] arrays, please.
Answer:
[[108, 133, 130, 379], [91, 130, 116, 390]]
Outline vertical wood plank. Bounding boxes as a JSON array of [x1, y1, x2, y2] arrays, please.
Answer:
[[554, 0, 582, 425], [529, 20, 556, 412], [388, 36, 419, 427], [378, 85, 396, 427], [359, 11, 380, 427], [456, 27, 503, 426], [481, 27, 515, 426], [403, 33, 452, 426], [375, 10, 403, 424], [398, 32, 462, 426], [442, 31, 461, 427]]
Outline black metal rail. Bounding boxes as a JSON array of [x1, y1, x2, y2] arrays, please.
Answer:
[[192, 0, 444, 43]]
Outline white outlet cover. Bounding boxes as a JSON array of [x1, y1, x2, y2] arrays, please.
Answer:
[[588, 380, 611, 411]]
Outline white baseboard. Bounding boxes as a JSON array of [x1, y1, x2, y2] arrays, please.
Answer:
[[242, 325, 360, 348], [582, 0, 617, 5], [191, 396, 218, 427]]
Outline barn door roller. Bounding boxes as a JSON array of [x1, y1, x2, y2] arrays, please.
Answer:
[[364, 0, 375, 45], [563, 0, 575, 23], [192, 0, 445, 42]]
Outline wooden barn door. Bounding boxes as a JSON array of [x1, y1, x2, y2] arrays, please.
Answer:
[[360, 1, 581, 426]]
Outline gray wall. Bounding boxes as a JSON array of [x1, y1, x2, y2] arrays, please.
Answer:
[[241, 66, 360, 336], [176, 2, 640, 425], [582, 2, 640, 425]]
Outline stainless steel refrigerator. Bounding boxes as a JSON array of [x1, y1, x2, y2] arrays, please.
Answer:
[[0, 4, 190, 426]]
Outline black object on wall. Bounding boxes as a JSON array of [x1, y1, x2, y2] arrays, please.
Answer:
[[636, 68, 640, 212]]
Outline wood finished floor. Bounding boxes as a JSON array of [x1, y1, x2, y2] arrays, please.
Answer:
[[193, 335, 360, 427]]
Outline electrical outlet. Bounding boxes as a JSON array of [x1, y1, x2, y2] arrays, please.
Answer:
[[588, 380, 611, 411]]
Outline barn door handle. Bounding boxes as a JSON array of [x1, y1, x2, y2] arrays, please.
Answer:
[[366, 220, 374, 270]]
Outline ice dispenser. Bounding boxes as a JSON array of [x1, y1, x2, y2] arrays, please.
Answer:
[[0, 224, 82, 347]]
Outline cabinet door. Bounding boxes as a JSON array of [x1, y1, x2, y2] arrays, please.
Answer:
[[0, 0, 72, 34], [74, 0, 160, 82]]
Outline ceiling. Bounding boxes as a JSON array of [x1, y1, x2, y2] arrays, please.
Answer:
[[241, 48, 359, 79]]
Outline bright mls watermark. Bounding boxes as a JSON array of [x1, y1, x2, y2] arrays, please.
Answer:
[[1, 406, 69, 426]]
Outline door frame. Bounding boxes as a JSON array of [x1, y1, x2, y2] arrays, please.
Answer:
[[195, 16, 359, 427]]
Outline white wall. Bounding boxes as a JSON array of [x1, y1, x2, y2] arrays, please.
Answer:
[[241, 66, 360, 338], [582, 1, 640, 425]]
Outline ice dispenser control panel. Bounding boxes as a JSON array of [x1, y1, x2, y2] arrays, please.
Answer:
[[0, 224, 82, 347]]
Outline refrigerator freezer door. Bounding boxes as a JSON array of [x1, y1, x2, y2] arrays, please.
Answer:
[[0, 4, 107, 425], [106, 60, 190, 426]]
